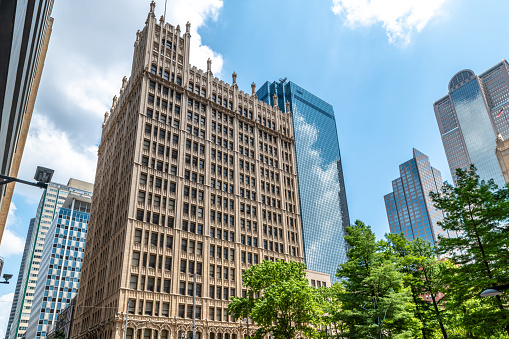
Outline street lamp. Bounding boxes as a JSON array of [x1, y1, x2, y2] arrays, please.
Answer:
[[480, 284, 509, 297], [0, 166, 54, 189], [0, 274, 13, 284]]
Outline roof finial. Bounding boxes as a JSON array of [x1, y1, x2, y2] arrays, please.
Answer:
[[186, 21, 191, 33], [150, 1, 155, 14], [122, 76, 127, 91], [160, 15, 164, 25], [272, 93, 278, 107], [286, 101, 291, 113], [207, 58, 212, 73], [232, 72, 237, 84], [103, 111, 109, 127], [251, 82, 256, 97]]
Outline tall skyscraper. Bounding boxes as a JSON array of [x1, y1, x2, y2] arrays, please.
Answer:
[[384, 149, 455, 244], [5, 218, 36, 339], [72, 3, 304, 338], [0, 1, 55, 243], [7, 179, 93, 339], [26, 192, 92, 339], [256, 80, 350, 283], [434, 60, 509, 187]]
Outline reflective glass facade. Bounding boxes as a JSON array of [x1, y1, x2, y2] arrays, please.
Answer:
[[434, 61, 509, 187], [384, 149, 456, 245], [257, 81, 350, 282], [26, 197, 90, 339]]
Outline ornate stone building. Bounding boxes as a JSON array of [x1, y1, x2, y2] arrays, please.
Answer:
[[72, 2, 304, 338]]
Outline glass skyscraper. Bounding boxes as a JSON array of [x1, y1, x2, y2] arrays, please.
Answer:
[[26, 193, 91, 339], [434, 60, 509, 187], [257, 80, 350, 282], [384, 149, 456, 244], [7, 179, 93, 339]]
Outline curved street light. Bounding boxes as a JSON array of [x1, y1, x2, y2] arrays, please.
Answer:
[[480, 284, 509, 297]]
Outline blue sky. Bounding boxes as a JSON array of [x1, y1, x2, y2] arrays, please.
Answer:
[[2, 0, 509, 333]]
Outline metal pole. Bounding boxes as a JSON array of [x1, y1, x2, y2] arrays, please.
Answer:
[[124, 300, 130, 339], [246, 315, 250, 339], [193, 273, 196, 339]]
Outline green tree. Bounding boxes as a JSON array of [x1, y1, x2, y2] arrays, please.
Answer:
[[52, 330, 66, 339], [388, 234, 451, 338], [337, 220, 421, 338], [430, 165, 509, 337], [315, 282, 348, 339], [228, 260, 320, 339]]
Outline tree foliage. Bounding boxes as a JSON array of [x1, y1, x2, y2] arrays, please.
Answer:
[[228, 260, 320, 339], [430, 165, 509, 337], [336, 220, 421, 338]]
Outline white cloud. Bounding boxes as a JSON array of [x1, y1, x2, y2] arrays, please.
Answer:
[[0, 203, 25, 257], [165, 0, 224, 75], [0, 293, 14, 337], [16, 112, 98, 203], [331, 0, 447, 45]]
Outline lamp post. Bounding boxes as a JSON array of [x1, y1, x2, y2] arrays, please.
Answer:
[[192, 273, 196, 339], [124, 300, 130, 339], [0, 166, 54, 189]]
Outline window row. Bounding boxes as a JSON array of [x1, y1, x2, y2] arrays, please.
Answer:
[[210, 245, 235, 261], [209, 265, 235, 281], [134, 230, 173, 249], [240, 252, 259, 265], [179, 260, 203, 275], [127, 299, 171, 317], [210, 210, 235, 225], [129, 275, 171, 293], [211, 164, 234, 178], [181, 239, 203, 255], [144, 124, 180, 142], [211, 149, 234, 164], [131, 252, 172, 270], [209, 285, 235, 300], [210, 195, 234, 210], [210, 227, 234, 242], [211, 134, 234, 150], [136, 210, 175, 228]]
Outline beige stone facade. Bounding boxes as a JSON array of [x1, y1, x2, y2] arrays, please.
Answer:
[[72, 3, 304, 339], [305, 270, 331, 288], [496, 133, 509, 183]]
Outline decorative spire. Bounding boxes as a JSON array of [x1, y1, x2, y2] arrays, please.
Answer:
[[176, 24, 180, 32], [251, 82, 257, 97], [160, 15, 164, 25], [286, 101, 291, 113], [103, 111, 109, 127], [272, 93, 278, 107], [149, 1, 155, 15], [121, 76, 127, 91], [135, 30, 141, 45], [112, 95, 118, 110], [207, 58, 212, 73], [232, 72, 237, 84], [186, 21, 191, 33]]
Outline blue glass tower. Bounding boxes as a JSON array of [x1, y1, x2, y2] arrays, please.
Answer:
[[384, 149, 457, 245], [434, 61, 509, 187], [257, 80, 350, 282], [25, 194, 91, 339]]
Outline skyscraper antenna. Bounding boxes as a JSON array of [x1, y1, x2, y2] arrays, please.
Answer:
[[164, 0, 167, 22]]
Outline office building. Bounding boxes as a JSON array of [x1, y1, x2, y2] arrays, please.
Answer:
[[26, 192, 91, 339], [0, 0, 55, 243], [384, 149, 456, 244], [7, 179, 93, 339], [256, 80, 350, 283], [5, 218, 36, 339], [46, 297, 76, 339], [72, 3, 304, 338], [434, 60, 509, 187]]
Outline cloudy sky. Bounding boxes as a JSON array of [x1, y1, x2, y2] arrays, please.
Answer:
[[2, 0, 509, 333]]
